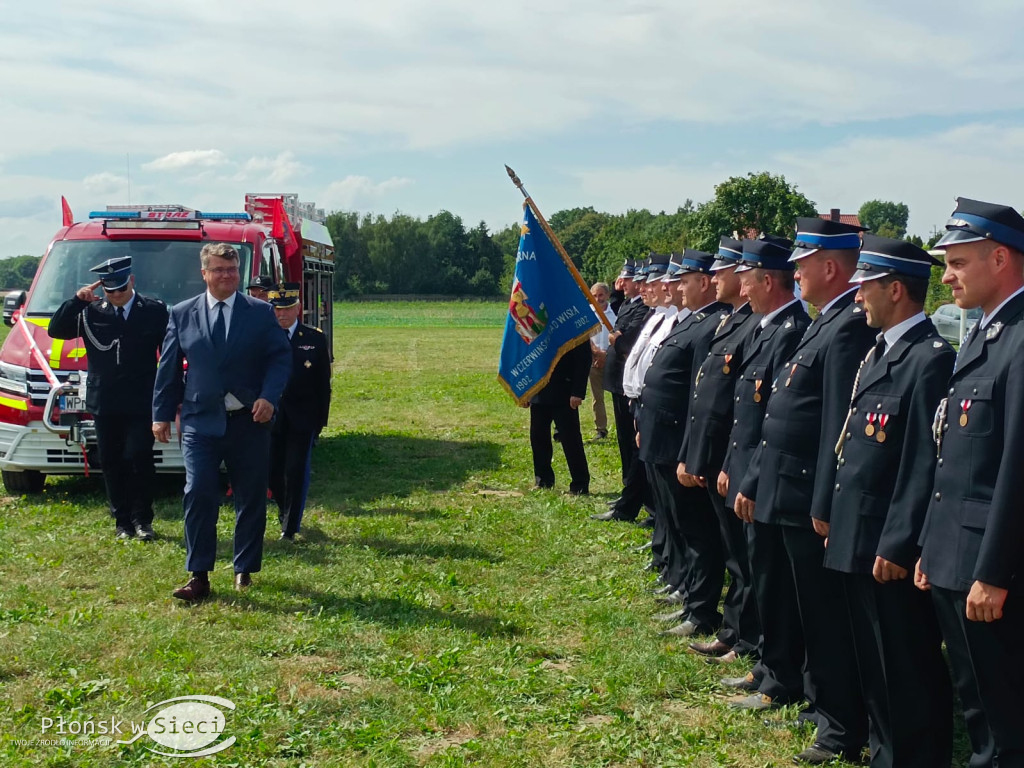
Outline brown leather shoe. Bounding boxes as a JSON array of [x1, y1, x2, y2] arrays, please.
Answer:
[[689, 639, 733, 657], [172, 577, 210, 602], [234, 572, 252, 591]]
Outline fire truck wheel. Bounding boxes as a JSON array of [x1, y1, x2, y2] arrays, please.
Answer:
[[2, 469, 45, 494]]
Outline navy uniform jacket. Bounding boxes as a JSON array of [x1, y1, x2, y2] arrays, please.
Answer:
[[825, 319, 955, 575], [725, 301, 810, 509], [739, 291, 875, 527], [278, 323, 332, 434], [636, 303, 732, 465], [49, 293, 169, 417], [531, 341, 592, 406], [920, 291, 1024, 592], [604, 297, 652, 395], [679, 304, 760, 478]]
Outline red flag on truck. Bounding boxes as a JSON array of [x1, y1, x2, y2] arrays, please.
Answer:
[[61, 196, 73, 227], [271, 198, 301, 260]]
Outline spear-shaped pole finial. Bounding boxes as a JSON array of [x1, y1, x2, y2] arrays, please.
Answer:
[[505, 165, 528, 199]]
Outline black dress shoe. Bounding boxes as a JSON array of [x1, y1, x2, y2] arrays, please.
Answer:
[[234, 572, 253, 591], [653, 607, 687, 622], [172, 577, 210, 602], [720, 671, 761, 691], [689, 639, 733, 657], [590, 509, 635, 522], [115, 527, 134, 540], [134, 524, 155, 542], [793, 743, 845, 764], [656, 589, 685, 605]]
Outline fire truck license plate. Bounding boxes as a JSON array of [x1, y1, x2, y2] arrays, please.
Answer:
[[59, 395, 87, 412]]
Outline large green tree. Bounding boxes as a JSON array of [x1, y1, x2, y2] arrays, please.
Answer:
[[689, 172, 817, 251], [858, 200, 909, 238]]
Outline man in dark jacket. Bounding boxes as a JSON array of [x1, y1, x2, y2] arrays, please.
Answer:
[[918, 197, 1024, 767], [826, 234, 954, 768], [267, 283, 332, 540], [49, 256, 168, 540], [528, 341, 591, 494]]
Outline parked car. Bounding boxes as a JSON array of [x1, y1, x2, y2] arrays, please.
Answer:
[[931, 303, 981, 345]]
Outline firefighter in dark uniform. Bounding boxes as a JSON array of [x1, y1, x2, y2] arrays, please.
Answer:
[[638, 249, 731, 637], [677, 237, 761, 661], [733, 218, 874, 765], [527, 340, 591, 494], [246, 275, 276, 302], [593, 257, 654, 521], [827, 234, 954, 768], [267, 283, 332, 540], [49, 256, 169, 540], [918, 198, 1024, 768], [719, 236, 810, 695]]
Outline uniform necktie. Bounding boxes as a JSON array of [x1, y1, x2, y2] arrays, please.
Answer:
[[873, 333, 887, 361], [213, 301, 226, 347], [116, 306, 125, 325]]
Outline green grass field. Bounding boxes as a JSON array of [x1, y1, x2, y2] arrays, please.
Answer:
[[0, 302, 952, 767]]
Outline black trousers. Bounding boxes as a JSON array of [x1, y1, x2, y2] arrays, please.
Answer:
[[710, 489, 760, 655], [843, 573, 952, 768], [530, 403, 590, 493], [269, 422, 315, 537], [95, 411, 155, 530], [611, 394, 646, 518], [932, 586, 1024, 768], [781, 525, 867, 755], [749, 521, 805, 704], [647, 462, 683, 589]]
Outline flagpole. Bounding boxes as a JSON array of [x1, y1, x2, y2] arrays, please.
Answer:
[[505, 165, 613, 331]]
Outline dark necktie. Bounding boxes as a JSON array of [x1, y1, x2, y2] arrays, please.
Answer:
[[213, 301, 226, 347], [873, 333, 887, 362], [116, 306, 125, 325]]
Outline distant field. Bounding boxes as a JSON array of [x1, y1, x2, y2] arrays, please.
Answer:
[[334, 300, 506, 328]]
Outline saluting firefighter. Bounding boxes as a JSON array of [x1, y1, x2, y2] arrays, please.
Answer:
[[827, 234, 955, 768], [267, 283, 332, 540], [918, 198, 1024, 768], [49, 256, 169, 540]]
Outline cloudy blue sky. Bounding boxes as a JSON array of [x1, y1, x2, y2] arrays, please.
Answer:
[[3, 0, 1024, 257]]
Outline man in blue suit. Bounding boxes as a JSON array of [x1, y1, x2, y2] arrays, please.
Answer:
[[153, 242, 292, 601]]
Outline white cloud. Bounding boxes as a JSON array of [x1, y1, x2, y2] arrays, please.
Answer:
[[142, 150, 228, 173], [238, 152, 308, 185], [82, 172, 128, 196], [321, 176, 415, 211]]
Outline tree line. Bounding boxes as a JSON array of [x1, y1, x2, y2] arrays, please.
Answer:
[[326, 172, 950, 309], [0, 255, 42, 292]]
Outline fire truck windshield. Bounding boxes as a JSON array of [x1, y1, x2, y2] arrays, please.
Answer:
[[25, 240, 254, 314]]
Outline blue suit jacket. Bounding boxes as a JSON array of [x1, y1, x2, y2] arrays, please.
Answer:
[[152, 292, 292, 436]]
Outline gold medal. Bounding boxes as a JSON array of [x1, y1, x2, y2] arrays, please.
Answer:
[[754, 379, 763, 403], [876, 430, 887, 443], [723, 354, 733, 375], [753, 392, 761, 403], [960, 412, 968, 427], [865, 423, 875, 437]]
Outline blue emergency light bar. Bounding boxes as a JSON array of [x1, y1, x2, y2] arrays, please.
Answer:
[[88, 210, 252, 221]]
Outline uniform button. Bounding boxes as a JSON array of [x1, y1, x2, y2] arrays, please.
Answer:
[[762, 440, 767, 446], [934, 492, 941, 501], [973, 387, 978, 395], [735, 396, 740, 402], [835, 484, 841, 491], [733, 442, 737, 447], [846, 432, 852, 440], [949, 387, 954, 395], [691, 416, 695, 421], [851, 407, 858, 415], [801, 469, 807, 475], [772, 386, 778, 393], [733, 419, 738, 425], [876, 403, 882, 409], [839, 458, 845, 466], [765, 414, 769, 419], [938, 458, 944, 467]]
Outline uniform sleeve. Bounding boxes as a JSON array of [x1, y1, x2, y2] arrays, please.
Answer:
[[876, 347, 955, 568], [258, 309, 293, 408], [152, 308, 185, 422], [973, 345, 1024, 588], [48, 297, 88, 340], [569, 341, 592, 399], [613, 309, 649, 354], [811, 316, 875, 523]]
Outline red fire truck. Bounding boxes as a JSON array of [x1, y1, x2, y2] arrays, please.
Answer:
[[0, 196, 334, 493]]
